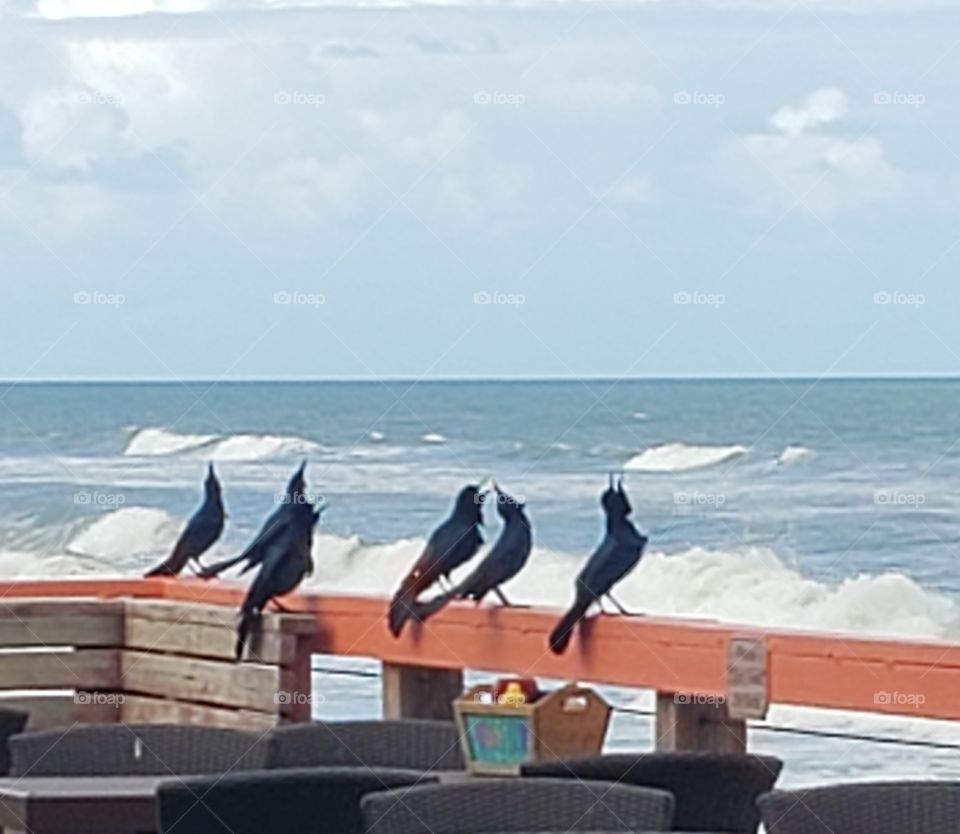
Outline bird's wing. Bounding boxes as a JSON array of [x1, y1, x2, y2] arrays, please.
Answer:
[[576, 535, 619, 597], [458, 524, 530, 596], [432, 522, 483, 574], [236, 509, 289, 569]]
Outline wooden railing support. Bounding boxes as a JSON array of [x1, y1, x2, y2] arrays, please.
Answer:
[[655, 692, 746, 754], [382, 662, 463, 721]]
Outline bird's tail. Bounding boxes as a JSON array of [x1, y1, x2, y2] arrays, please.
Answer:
[[412, 589, 457, 625], [143, 561, 176, 579], [549, 597, 591, 654], [235, 608, 261, 661], [388, 590, 417, 637], [198, 553, 243, 580]]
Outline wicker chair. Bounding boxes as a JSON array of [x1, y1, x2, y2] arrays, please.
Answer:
[[522, 752, 781, 833], [0, 706, 28, 776], [361, 777, 675, 834], [158, 766, 434, 834], [758, 782, 960, 833], [9, 724, 267, 777], [265, 720, 464, 772]]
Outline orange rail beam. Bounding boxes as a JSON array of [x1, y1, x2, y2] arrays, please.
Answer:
[[0, 578, 956, 722]]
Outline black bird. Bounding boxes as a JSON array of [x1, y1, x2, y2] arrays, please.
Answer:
[[549, 477, 647, 654], [235, 498, 321, 661], [388, 484, 485, 637], [145, 464, 225, 577], [415, 484, 532, 623], [199, 460, 307, 579]]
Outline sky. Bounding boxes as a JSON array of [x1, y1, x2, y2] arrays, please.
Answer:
[[1, 0, 960, 379]]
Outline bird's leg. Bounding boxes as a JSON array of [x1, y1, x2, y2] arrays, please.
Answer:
[[597, 597, 608, 614], [607, 593, 631, 616], [438, 576, 452, 592], [269, 598, 292, 613], [493, 587, 512, 606]]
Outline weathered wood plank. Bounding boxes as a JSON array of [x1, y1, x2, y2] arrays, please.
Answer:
[[120, 695, 277, 732], [0, 649, 120, 690], [123, 600, 315, 635], [120, 651, 291, 712], [0, 599, 124, 619], [0, 616, 123, 648], [125, 617, 293, 665], [0, 694, 121, 729]]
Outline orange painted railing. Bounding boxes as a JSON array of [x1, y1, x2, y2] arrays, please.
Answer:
[[0, 578, 956, 723]]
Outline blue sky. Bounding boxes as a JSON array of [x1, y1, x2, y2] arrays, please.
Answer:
[[1, 0, 959, 379]]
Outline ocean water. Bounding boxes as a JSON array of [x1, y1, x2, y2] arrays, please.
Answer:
[[2, 378, 960, 785]]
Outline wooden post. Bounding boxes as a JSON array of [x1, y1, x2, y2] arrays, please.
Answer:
[[382, 662, 463, 721], [655, 691, 746, 753]]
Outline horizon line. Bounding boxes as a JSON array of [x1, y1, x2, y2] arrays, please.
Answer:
[[3, 373, 960, 384]]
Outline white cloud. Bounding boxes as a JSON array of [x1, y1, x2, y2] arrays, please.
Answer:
[[35, 0, 209, 18], [769, 87, 847, 136], [20, 87, 129, 169], [727, 87, 902, 217]]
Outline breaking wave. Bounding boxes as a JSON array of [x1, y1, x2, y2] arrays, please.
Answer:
[[124, 427, 323, 462], [5, 505, 956, 642], [624, 442, 748, 473]]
